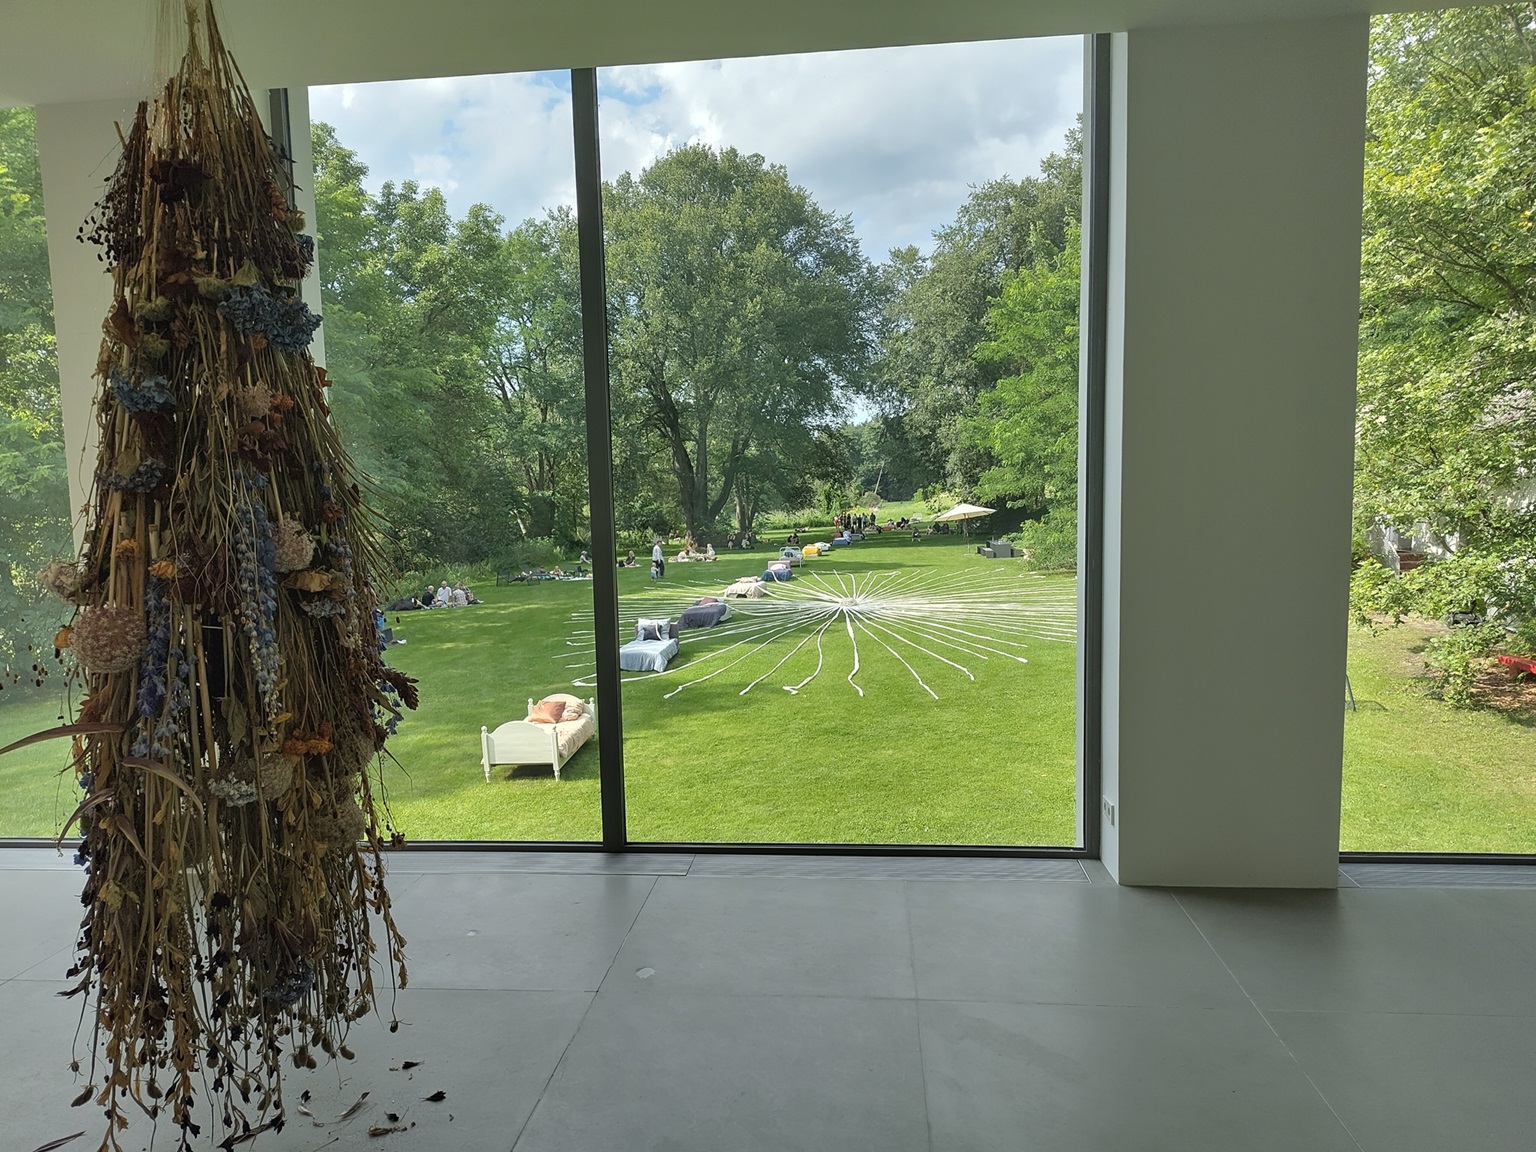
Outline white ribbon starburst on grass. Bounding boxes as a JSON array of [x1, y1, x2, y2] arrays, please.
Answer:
[[563, 566, 1075, 700]]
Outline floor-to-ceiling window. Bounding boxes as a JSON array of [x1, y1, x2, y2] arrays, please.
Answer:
[[0, 106, 76, 838], [0, 37, 1093, 849], [1342, 6, 1536, 854], [308, 72, 605, 840], [593, 39, 1085, 846]]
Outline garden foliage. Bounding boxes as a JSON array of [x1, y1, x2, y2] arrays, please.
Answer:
[[1352, 6, 1536, 700]]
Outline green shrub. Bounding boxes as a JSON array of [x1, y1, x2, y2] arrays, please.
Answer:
[[1011, 512, 1076, 572]]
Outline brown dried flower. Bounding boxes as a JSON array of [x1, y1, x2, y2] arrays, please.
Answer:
[[273, 520, 316, 573], [36, 559, 82, 601], [70, 605, 147, 673], [236, 381, 274, 421]]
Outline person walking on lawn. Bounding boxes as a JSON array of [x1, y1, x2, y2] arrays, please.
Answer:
[[651, 539, 665, 579]]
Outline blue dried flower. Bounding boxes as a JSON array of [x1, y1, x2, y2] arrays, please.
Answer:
[[102, 459, 166, 493], [218, 284, 322, 354], [110, 371, 176, 414]]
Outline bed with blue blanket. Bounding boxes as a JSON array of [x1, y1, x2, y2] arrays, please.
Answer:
[[619, 637, 679, 672], [677, 598, 731, 630], [620, 616, 681, 672]]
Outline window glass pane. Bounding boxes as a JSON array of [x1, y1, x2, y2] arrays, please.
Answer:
[[310, 73, 603, 840], [0, 107, 75, 837], [597, 39, 1084, 845], [1343, 8, 1536, 853]]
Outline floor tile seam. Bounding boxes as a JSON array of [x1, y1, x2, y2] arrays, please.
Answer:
[[1168, 892, 1368, 1152], [10, 944, 76, 984], [1254, 1005, 1536, 1020], [507, 989, 599, 1152], [590, 874, 662, 996], [592, 987, 921, 1003], [508, 879, 664, 1152], [385, 867, 688, 878], [908, 994, 1266, 1012], [902, 882, 936, 1152]]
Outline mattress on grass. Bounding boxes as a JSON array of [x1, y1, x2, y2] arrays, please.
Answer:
[[619, 637, 680, 672], [553, 712, 596, 761], [678, 600, 731, 629]]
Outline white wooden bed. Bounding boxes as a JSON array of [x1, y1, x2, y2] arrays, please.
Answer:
[[481, 697, 596, 782]]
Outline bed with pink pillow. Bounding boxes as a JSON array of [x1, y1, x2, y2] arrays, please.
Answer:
[[480, 693, 596, 782]]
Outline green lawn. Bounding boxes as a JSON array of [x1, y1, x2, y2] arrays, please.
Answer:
[[1342, 618, 1536, 852], [9, 551, 1534, 852], [382, 535, 1078, 845], [0, 536, 1080, 845]]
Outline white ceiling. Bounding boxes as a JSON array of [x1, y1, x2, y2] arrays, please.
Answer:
[[0, 0, 1446, 107]]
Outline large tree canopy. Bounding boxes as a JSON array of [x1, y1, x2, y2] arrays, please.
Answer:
[[1350, 6, 1536, 699], [877, 131, 1081, 496], [0, 107, 71, 678], [605, 144, 879, 540]]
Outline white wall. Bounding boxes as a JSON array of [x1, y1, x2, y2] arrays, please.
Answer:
[[1100, 16, 1368, 886], [35, 98, 145, 546]]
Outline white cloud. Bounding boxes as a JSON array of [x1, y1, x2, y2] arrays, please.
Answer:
[[310, 36, 1082, 258]]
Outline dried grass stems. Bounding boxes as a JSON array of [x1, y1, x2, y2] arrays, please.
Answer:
[[48, 4, 414, 1149]]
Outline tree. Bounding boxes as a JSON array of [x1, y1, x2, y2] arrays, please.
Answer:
[[605, 145, 877, 541], [0, 107, 72, 679], [313, 123, 592, 569], [963, 222, 1081, 568], [482, 210, 588, 540], [878, 130, 1081, 493], [1350, 7, 1536, 701]]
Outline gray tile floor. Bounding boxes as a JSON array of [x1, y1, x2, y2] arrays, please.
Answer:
[[2, 849, 1534, 1152]]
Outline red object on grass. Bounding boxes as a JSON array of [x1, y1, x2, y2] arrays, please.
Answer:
[[1496, 654, 1536, 676]]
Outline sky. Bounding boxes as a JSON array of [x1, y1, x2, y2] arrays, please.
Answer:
[[310, 36, 1082, 261]]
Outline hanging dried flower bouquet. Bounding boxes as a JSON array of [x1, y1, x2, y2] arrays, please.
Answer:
[[44, 4, 414, 1147]]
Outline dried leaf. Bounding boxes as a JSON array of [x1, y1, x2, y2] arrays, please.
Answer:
[[0, 721, 125, 758], [367, 1126, 406, 1138], [31, 1134, 86, 1152], [69, 1085, 93, 1107], [337, 1091, 370, 1121], [282, 569, 334, 593], [399, 1060, 421, 1070], [385, 1113, 399, 1123], [422, 1090, 446, 1103]]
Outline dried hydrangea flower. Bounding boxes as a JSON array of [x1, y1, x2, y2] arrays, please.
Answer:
[[236, 380, 274, 420], [71, 605, 147, 673], [36, 559, 82, 601], [272, 520, 315, 572], [256, 753, 296, 798]]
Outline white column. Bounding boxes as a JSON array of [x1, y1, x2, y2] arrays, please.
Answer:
[[1100, 17, 1369, 886], [37, 86, 323, 549], [36, 98, 144, 546], [284, 86, 325, 369]]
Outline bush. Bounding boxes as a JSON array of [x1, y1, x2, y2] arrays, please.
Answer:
[[1011, 512, 1076, 572]]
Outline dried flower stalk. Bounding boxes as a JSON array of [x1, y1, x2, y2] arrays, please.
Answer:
[[48, 4, 415, 1148]]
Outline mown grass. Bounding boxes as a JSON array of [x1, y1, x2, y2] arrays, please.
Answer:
[[1341, 618, 1536, 852], [8, 548, 1534, 852], [0, 535, 1078, 845]]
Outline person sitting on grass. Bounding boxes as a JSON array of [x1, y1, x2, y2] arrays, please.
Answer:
[[449, 584, 469, 607], [461, 583, 482, 604], [577, 550, 592, 575], [624, 549, 637, 567], [434, 581, 452, 606], [704, 543, 716, 560]]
